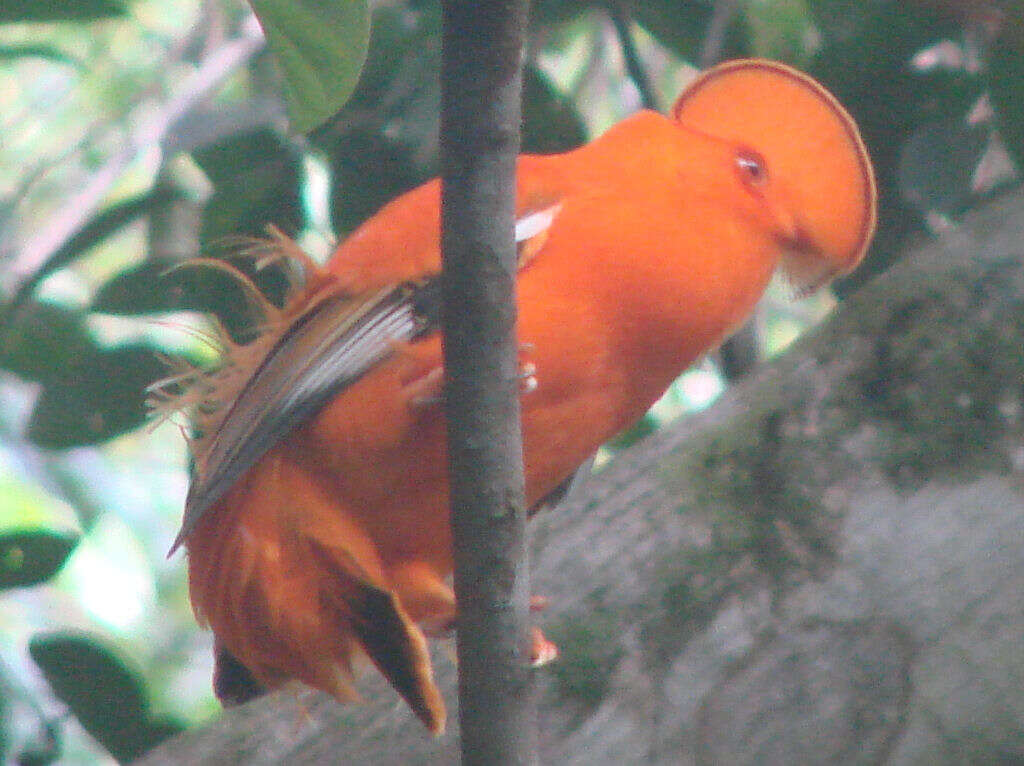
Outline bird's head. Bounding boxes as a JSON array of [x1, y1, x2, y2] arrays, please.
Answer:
[[671, 59, 877, 295]]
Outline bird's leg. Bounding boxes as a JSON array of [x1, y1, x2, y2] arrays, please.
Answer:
[[403, 343, 538, 410], [404, 366, 446, 409], [425, 619, 558, 667], [389, 340, 445, 409], [393, 564, 559, 667], [518, 342, 538, 395], [530, 627, 559, 667], [527, 594, 558, 666]]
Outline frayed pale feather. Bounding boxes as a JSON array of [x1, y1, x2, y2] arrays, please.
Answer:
[[146, 227, 334, 479]]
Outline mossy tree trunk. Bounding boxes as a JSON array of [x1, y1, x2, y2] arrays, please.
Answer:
[[139, 189, 1024, 765]]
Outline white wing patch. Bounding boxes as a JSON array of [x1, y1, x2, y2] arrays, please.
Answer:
[[515, 203, 561, 269], [515, 204, 560, 243]]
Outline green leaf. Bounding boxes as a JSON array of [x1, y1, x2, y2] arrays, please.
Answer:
[[314, 3, 440, 234], [0, 44, 84, 68], [633, 0, 746, 63], [15, 724, 61, 766], [29, 633, 183, 763], [0, 474, 80, 541], [93, 258, 237, 315], [336, 0, 440, 152], [987, 26, 1024, 171], [192, 129, 303, 242], [522, 64, 587, 154], [0, 0, 126, 22], [806, 0, 966, 293], [0, 302, 98, 385], [0, 672, 6, 764], [92, 257, 284, 341], [0, 530, 78, 589], [326, 131, 424, 235], [249, 0, 371, 133], [531, 0, 593, 27], [1, 303, 184, 446], [27, 345, 167, 448], [897, 118, 988, 217], [742, 0, 815, 64]]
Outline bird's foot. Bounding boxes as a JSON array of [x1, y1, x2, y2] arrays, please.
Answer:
[[405, 366, 445, 409], [530, 626, 559, 667], [527, 595, 557, 665], [421, 593, 557, 666], [405, 346, 537, 410], [518, 343, 538, 395]]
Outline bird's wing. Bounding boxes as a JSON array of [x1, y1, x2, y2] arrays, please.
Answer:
[[174, 281, 439, 551], [174, 204, 562, 552]]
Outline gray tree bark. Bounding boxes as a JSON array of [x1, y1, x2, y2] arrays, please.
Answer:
[[138, 189, 1024, 765]]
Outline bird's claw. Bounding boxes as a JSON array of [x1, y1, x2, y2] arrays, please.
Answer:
[[519, 344, 538, 395], [519, 361, 538, 395], [423, 594, 558, 667], [406, 367, 445, 409], [529, 626, 559, 667], [405, 346, 536, 410], [528, 596, 557, 666]]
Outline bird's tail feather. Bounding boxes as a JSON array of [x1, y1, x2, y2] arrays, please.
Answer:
[[186, 450, 446, 733]]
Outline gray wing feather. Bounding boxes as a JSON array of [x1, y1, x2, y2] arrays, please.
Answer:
[[172, 285, 427, 551]]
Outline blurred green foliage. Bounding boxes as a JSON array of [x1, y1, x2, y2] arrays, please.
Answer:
[[29, 633, 184, 762], [0, 0, 1020, 761], [249, 0, 370, 133], [0, 530, 77, 589], [0, 0, 127, 23]]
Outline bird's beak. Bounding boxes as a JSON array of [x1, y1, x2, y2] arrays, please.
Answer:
[[763, 195, 837, 297], [767, 189, 863, 297], [779, 238, 838, 298]]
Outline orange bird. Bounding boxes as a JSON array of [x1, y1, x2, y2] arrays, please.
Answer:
[[164, 60, 875, 734]]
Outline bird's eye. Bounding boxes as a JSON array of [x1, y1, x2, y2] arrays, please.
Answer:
[[735, 148, 768, 191]]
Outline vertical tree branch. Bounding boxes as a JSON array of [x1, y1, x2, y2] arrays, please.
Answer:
[[608, 1, 660, 111], [439, 2, 535, 764], [699, 0, 741, 67]]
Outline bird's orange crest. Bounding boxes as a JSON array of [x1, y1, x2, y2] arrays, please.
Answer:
[[671, 59, 877, 294]]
